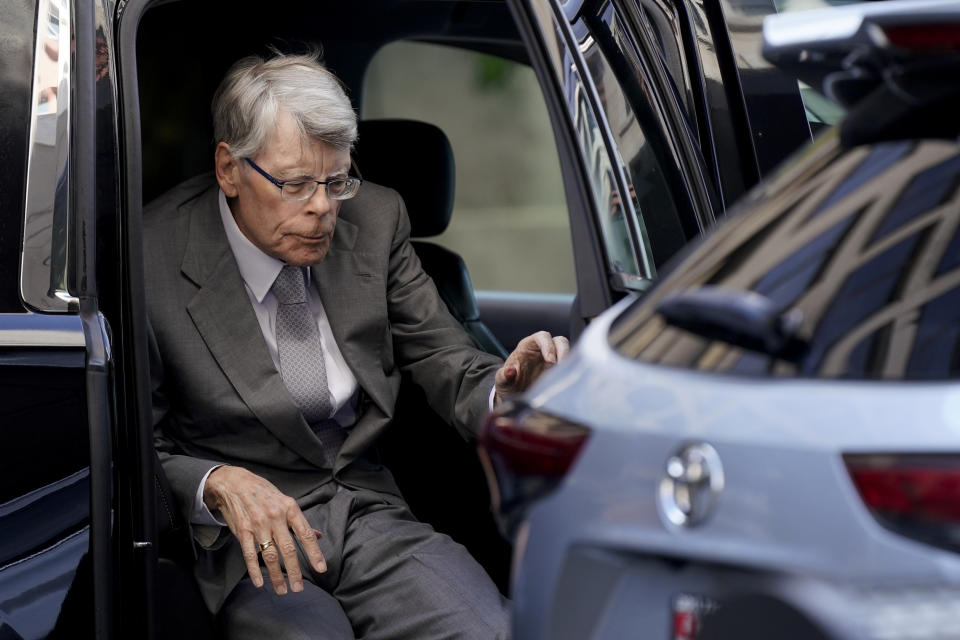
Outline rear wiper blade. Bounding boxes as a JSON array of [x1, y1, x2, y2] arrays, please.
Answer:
[[656, 286, 807, 359]]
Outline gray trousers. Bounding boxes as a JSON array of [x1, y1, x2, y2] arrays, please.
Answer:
[[219, 488, 510, 639]]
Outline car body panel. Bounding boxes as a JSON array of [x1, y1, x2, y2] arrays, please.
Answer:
[[504, 56, 960, 638], [512, 274, 960, 640], [0, 316, 94, 638], [0, 0, 120, 636]]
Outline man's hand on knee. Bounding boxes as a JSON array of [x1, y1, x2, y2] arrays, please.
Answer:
[[203, 465, 327, 595]]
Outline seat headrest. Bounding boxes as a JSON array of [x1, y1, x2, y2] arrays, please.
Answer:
[[354, 119, 454, 238]]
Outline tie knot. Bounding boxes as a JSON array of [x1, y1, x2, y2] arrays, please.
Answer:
[[272, 265, 308, 304]]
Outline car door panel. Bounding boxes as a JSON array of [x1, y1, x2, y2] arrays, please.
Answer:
[[476, 291, 575, 352], [0, 0, 98, 634], [0, 316, 94, 639], [515, 0, 715, 328], [0, 0, 115, 635]]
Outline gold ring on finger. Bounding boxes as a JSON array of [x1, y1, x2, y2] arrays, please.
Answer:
[[257, 539, 275, 553]]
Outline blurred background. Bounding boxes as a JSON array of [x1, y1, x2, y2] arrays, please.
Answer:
[[363, 41, 577, 294]]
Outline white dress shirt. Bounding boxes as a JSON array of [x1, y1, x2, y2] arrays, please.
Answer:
[[190, 190, 359, 525]]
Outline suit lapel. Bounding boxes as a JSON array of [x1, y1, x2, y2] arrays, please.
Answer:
[[181, 188, 331, 470]]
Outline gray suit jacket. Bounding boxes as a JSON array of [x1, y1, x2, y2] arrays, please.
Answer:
[[144, 175, 502, 611]]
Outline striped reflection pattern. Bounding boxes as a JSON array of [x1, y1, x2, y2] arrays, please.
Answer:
[[612, 135, 960, 379]]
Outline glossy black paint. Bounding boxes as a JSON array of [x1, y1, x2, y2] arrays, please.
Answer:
[[626, 0, 811, 214], [0, 358, 88, 504], [584, 3, 701, 265], [720, 0, 812, 176], [0, 0, 105, 635], [0, 0, 36, 313], [607, 0, 717, 238], [0, 337, 94, 639], [633, 0, 728, 201]]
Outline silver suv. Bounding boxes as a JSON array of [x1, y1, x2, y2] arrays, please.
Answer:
[[482, 2, 960, 638]]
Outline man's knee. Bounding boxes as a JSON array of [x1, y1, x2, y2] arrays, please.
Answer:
[[220, 577, 354, 640], [337, 509, 510, 639]]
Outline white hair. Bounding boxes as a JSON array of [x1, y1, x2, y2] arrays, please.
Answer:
[[211, 52, 357, 158]]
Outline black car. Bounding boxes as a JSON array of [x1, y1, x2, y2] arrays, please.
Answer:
[[0, 0, 819, 637]]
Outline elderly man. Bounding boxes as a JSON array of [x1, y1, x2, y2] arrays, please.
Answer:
[[145, 52, 566, 639]]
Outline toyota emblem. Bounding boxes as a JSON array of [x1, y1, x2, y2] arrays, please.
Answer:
[[658, 442, 724, 527]]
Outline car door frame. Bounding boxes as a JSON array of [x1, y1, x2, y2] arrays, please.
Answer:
[[110, 0, 744, 633], [0, 0, 119, 636], [75, 0, 118, 634], [508, 0, 717, 326]]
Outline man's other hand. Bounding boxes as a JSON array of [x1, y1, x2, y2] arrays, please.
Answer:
[[203, 465, 327, 595], [494, 330, 570, 405]]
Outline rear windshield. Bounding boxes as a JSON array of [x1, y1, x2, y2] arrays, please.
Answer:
[[610, 136, 960, 380]]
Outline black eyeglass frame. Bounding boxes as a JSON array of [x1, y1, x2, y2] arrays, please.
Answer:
[[244, 158, 362, 202]]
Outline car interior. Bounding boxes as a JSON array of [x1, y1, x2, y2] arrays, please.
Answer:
[[132, 0, 573, 634]]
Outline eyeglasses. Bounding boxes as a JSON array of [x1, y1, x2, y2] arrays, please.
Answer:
[[245, 158, 362, 202]]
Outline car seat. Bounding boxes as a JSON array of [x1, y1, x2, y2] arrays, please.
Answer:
[[353, 118, 512, 591], [353, 118, 509, 358]]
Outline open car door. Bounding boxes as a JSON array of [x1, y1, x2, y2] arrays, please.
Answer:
[[0, 0, 118, 638]]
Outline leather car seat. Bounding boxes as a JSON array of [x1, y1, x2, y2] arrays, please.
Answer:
[[353, 119, 509, 358]]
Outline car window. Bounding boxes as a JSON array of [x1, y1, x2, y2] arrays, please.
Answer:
[[362, 41, 576, 294], [0, 0, 39, 312], [19, 0, 75, 312], [611, 138, 960, 381], [576, 3, 696, 276], [565, 56, 643, 280]]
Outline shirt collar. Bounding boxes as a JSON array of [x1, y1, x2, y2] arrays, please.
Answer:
[[218, 188, 286, 303]]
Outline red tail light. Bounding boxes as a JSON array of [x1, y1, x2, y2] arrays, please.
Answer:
[[845, 454, 960, 552], [482, 408, 589, 477], [882, 25, 960, 51], [479, 403, 590, 536]]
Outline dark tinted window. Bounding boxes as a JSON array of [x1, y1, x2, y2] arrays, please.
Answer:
[[611, 137, 960, 380], [0, 0, 37, 312], [578, 3, 693, 272]]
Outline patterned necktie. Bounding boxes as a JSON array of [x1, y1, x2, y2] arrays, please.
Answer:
[[272, 265, 344, 465]]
